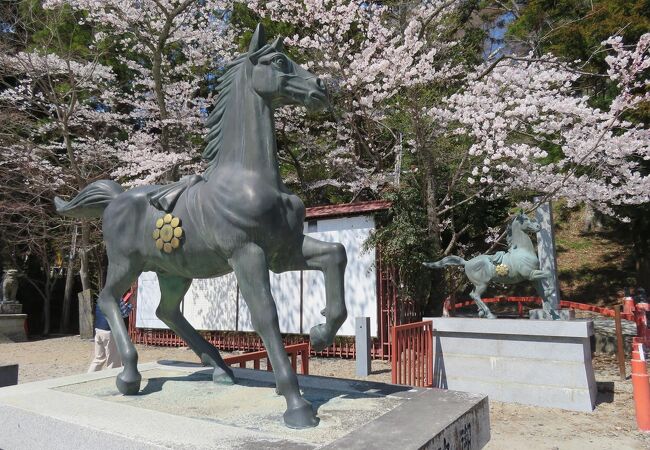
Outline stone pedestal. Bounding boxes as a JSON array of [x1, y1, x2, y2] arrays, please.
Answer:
[[0, 302, 22, 314], [0, 313, 27, 342], [426, 317, 597, 412], [0, 361, 490, 449]]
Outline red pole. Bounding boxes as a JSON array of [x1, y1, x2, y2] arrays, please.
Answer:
[[615, 306, 627, 381], [632, 343, 650, 432], [391, 325, 397, 384]]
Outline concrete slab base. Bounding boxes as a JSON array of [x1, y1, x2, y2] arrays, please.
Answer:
[[529, 308, 575, 320], [0, 314, 27, 342], [426, 317, 597, 412], [0, 361, 490, 450]]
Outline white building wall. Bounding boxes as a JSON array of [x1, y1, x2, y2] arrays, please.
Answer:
[[136, 214, 377, 337]]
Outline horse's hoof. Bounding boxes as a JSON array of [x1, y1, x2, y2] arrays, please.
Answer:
[[310, 324, 331, 352], [116, 371, 141, 395], [486, 313, 497, 319], [283, 400, 319, 429], [213, 367, 236, 385]]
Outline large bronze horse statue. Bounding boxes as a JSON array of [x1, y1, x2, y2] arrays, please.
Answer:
[[55, 24, 346, 428], [424, 213, 558, 319]]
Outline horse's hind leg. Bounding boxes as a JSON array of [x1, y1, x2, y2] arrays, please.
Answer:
[[469, 282, 496, 319], [231, 244, 317, 428], [155, 274, 235, 384], [299, 236, 347, 351], [98, 260, 141, 394]]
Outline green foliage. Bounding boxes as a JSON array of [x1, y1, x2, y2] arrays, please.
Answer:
[[365, 183, 438, 304], [19, 0, 93, 58], [510, 0, 650, 73]]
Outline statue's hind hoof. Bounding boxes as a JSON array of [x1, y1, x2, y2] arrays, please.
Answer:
[[309, 324, 331, 352], [116, 371, 141, 395], [283, 401, 319, 429], [213, 367, 236, 385]]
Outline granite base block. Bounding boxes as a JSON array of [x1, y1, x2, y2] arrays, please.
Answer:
[[0, 314, 27, 342], [0, 361, 490, 450], [426, 317, 597, 412]]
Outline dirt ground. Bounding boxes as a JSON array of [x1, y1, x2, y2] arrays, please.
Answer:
[[1, 336, 649, 449]]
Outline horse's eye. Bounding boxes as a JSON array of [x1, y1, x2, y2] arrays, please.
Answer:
[[272, 56, 287, 68]]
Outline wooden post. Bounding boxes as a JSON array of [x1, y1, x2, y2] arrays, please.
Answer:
[[78, 289, 94, 339], [614, 305, 626, 380]]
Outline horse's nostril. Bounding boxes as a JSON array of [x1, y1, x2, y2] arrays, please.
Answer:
[[316, 77, 325, 89]]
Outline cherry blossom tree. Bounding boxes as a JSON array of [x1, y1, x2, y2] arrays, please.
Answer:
[[431, 34, 650, 216], [0, 3, 124, 298], [246, 0, 468, 200], [43, 0, 237, 185]]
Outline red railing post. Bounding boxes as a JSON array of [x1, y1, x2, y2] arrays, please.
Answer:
[[391, 321, 433, 388], [391, 324, 398, 384]]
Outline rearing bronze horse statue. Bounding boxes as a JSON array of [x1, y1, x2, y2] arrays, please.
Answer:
[[55, 24, 346, 428]]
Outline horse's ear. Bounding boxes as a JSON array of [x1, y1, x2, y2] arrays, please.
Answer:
[[248, 23, 266, 58], [270, 36, 284, 52]]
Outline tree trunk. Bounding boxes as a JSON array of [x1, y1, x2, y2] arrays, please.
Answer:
[[60, 254, 75, 333], [60, 225, 78, 333], [632, 208, 650, 289], [41, 275, 55, 336], [582, 203, 602, 233], [42, 292, 51, 336], [79, 220, 91, 292], [424, 168, 442, 251]]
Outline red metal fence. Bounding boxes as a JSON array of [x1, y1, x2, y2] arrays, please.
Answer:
[[223, 343, 310, 374], [391, 320, 433, 387], [451, 296, 635, 321]]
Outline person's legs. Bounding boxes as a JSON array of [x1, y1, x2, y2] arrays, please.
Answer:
[[105, 331, 123, 369], [88, 329, 108, 372]]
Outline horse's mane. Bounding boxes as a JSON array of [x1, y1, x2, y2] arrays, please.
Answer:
[[506, 214, 524, 246], [202, 44, 277, 179]]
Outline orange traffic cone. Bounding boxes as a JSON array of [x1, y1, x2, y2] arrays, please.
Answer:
[[631, 343, 650, 432]]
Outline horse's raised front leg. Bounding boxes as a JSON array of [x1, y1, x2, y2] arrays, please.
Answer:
[[470, 282, 496, 319], [230, 244, 318, 429], [98, 260, 141, 395], [300, 236, 347, 351], [155, 274, 235, 384]]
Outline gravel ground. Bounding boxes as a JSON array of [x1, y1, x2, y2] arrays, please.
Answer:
[[1, 336, 649, 449]]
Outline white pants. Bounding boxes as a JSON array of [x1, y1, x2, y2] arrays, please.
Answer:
[[87, 329, 122, 372]]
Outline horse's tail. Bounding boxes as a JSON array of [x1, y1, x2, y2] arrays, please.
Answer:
[[423, 256, 466, 269], [54, 180, 124, 218]]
